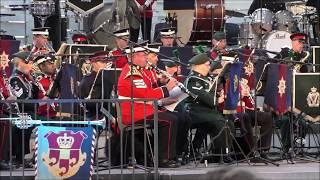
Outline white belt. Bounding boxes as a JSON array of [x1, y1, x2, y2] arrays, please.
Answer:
[[118, 96, 154, 105]]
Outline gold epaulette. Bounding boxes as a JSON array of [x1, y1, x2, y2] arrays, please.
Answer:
[[124, 66, 143, 79]]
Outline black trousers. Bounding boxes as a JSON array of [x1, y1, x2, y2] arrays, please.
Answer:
[[237, 110, 273, 151], [188, 107, 231, 154], [274, 113, 306, 151], [0, 116, 10, 161], [168, 111, 191, 156], [12, 127, 33, 163], [129, 17, 152, 43]]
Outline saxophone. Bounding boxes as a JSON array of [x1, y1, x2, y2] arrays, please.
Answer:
[[294, 50, 310, 72]]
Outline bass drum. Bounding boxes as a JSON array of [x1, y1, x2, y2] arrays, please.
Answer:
[[176, 0, 225, 46], [263, 31, 292, 58], [86, 2, 128, 49]]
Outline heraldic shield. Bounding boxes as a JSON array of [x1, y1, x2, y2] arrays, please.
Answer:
[[293, 73, 320, 122], [36, 126, 96, 179]]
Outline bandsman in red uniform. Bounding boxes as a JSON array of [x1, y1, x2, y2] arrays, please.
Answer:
[[33, 55, 57, 118], [30, 27, 52, 58], [117, 42, 180, 168], [109, 28, 130, 68], [145, 44, 191, 164]]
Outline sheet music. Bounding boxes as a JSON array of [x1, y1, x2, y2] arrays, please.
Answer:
[[164, 92, 189, 112]]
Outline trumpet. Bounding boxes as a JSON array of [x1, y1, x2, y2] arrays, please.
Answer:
[[147, 61, 198, 99]]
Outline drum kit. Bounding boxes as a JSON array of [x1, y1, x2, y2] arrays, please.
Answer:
[[238, 0, 318, 57]]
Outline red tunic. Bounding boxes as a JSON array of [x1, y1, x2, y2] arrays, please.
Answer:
[[37, 74, 56, 117], [109, 48, 128, 68], [117, 64, 169, 124]]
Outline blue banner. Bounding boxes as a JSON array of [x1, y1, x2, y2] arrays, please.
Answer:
[[223, 62, 243, 114], [36, 126, 96, 180], [264, 64, 292, 114]]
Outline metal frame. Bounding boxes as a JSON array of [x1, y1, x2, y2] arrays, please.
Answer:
[[66, 0, 104, 16], [293, 72, 320, 122], [312, 46, 320, 72]]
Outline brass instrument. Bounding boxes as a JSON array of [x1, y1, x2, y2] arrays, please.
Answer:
[[30, 71, 56, 111], [294, 50, 310, 72]]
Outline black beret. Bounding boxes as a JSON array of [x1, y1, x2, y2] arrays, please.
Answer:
[[189, 53, 210, 65], [11, 51, 30, 62]]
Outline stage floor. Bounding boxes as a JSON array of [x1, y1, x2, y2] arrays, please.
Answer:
[[1, 160, 319, 180]]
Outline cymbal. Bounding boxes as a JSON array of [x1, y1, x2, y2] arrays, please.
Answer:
[[225, 10, 246, 17]]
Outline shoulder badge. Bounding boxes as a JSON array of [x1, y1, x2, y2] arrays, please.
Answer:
[[124, 66, 143, 79]]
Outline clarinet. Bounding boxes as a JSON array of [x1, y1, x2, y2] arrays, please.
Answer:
[[147, 62, 198, 99]]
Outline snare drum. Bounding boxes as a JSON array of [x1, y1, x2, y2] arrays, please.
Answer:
[[274, 10, 295, 32], [30, 0, 55, 17], [251, 8, 274, 34], [263, 31, 292, 58]]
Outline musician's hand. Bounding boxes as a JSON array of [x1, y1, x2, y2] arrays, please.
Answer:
[[166, 78, 177, 91], [159, 75, 169, 84], [160, 97, 178, 106], [6, 95, 17, 101], [138, 5, 145, 12]]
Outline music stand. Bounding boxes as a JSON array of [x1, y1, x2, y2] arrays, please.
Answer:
[[159, 46, 193, 76]]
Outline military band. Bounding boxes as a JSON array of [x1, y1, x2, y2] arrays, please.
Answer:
[[0, 8, 318, 169]]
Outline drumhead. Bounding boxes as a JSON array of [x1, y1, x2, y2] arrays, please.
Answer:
[[86, 3, 128, 48], [264, 31, 292, 58], [172, 10, 194, 46]]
